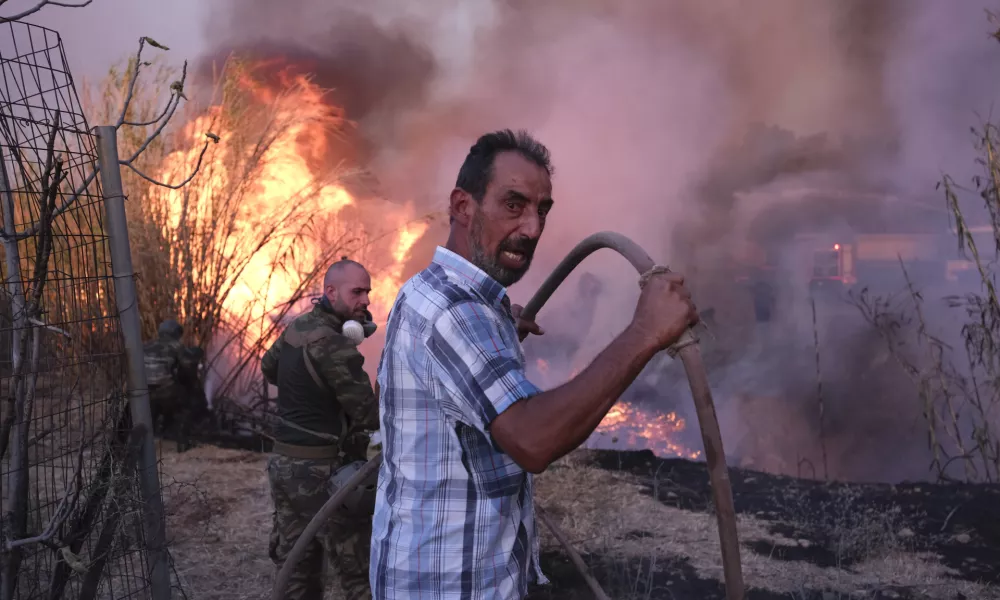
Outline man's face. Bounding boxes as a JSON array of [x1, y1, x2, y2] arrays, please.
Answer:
[[325, 266, 372, 321], [468, 152, 554, 286]]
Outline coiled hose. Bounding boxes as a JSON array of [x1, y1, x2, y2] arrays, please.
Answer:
[[271, 231, 746, 600]]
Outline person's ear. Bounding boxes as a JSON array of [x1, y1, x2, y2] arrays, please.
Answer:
[[449, 188, 476, 227]]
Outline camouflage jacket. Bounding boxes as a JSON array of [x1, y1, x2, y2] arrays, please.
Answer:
[[261, 301, 378, 447], [143, 335, 202, 388]]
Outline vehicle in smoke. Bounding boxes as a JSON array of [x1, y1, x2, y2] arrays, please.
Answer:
[[730, 186, 964, 302], [736, 230, 963, 329], [794, 232, 954, 296]]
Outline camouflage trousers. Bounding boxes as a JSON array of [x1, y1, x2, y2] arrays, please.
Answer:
[[267, 454, 372, 600], [149, 382, 194, 451]]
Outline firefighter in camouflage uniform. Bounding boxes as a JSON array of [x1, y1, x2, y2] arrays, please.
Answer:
[[143, 319, 206, 452], [262, 258, 380, 600]]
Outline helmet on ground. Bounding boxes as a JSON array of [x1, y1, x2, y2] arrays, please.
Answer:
[[158, 319, 183, 340]]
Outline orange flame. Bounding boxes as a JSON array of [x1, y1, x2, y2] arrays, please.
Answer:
[[592, 403, 702, 460], [546, 368, 700, 459], [156, 63, 426, 348]]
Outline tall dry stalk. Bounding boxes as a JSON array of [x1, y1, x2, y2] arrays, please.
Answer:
[[847, 13, 1000, 484], [850, 147, 1000, 483], [82, 55, 425, 406]]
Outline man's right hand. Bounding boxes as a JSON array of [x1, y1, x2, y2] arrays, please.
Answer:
[[630, 271, 699, 351], [490, 270, 700, 474]]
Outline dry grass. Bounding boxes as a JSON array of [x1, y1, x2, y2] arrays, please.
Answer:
[[536, 454, 997, 599], [160, 445, 1000, 600], [159, 443, 276, 600]]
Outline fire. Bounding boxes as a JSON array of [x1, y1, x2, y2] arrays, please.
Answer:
[[592, 403, 702, 460], [154, 61, 425, 350], [536, 365, 701, 459], [368, 217, 429, 323]]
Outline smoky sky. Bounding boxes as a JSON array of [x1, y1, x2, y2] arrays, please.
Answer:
[[203, 0, 1000, 273], [15, 0, 207, 80], [205, 0, 1000, 482], [11, 0, 1000, 481]]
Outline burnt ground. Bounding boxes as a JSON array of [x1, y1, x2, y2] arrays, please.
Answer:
[[527, 450, 1000, 600], [159, 442, 1000, 600]]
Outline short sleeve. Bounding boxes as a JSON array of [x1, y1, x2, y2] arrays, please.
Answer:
[[429, 301, 541, 434]]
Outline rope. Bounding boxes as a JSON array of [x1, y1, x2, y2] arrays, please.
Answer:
[[637, 265, 701, 358]]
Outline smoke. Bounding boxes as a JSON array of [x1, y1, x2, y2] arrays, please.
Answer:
[[207, 0, 1000, 482]]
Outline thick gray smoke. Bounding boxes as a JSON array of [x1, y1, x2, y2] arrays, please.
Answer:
[[207, 0, 1000, 482]]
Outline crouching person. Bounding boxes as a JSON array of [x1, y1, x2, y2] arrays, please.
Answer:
[[143, 319, 204, 452], [262, 259, 380, 600]]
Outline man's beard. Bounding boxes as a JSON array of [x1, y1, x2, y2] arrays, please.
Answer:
[[329, 296, 362, 321], [470, 213, 536, 287]]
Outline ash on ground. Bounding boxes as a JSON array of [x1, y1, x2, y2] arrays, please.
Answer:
[[161, 443, 999, 600]]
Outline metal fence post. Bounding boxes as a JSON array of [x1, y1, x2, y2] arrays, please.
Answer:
[[95, 125, 172, 600]]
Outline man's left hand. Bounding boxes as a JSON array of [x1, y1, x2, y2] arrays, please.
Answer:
[[511, 303, 544, 342]]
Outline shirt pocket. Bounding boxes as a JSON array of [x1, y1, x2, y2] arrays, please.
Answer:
[[456, 422, 525, 500]]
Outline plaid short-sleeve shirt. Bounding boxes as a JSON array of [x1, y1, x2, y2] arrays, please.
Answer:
[[370, 246, 549, 600]]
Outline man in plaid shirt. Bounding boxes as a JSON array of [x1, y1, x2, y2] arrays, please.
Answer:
[[370, 129, 699, 599]]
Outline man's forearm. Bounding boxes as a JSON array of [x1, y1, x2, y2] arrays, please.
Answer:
[[492, 324, 658, 472]]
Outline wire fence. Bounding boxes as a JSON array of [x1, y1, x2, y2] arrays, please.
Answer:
[[0, 21, 160, 600]]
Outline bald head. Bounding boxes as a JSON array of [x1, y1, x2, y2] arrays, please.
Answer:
[[324, 259, 367, 288], [323, 259, 371, 321]]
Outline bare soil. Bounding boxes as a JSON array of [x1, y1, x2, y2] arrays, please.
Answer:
[[159, 442, 1000, 600]]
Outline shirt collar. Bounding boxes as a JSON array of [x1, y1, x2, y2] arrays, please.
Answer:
[[311, 296, 346, 330], [431, 246, 510, 310]]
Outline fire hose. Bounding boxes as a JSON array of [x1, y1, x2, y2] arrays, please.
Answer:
[[271, 231, 745, 600]]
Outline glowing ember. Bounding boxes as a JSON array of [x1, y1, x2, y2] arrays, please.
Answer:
[[590, 402, 702, 460]]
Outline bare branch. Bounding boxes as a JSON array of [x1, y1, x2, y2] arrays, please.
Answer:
[[123, 92, 175, 128], [0, 38, 200, 243], [115, 37, 149, 128], [3, 432, 86, 551], [28, 317, 71, 338], [123, 136, 213, 189], [0, 0, 92, 23], [122, 60, 189, 162]]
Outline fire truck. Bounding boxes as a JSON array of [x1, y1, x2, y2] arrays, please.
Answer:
[[730, 187, 984, 320], [792, 232, 954, 296]]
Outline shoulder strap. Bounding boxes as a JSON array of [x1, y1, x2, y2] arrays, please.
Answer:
[[283, 323, 339, 392], [302, 339, 333, 394], [302, 334, 353, 443]]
